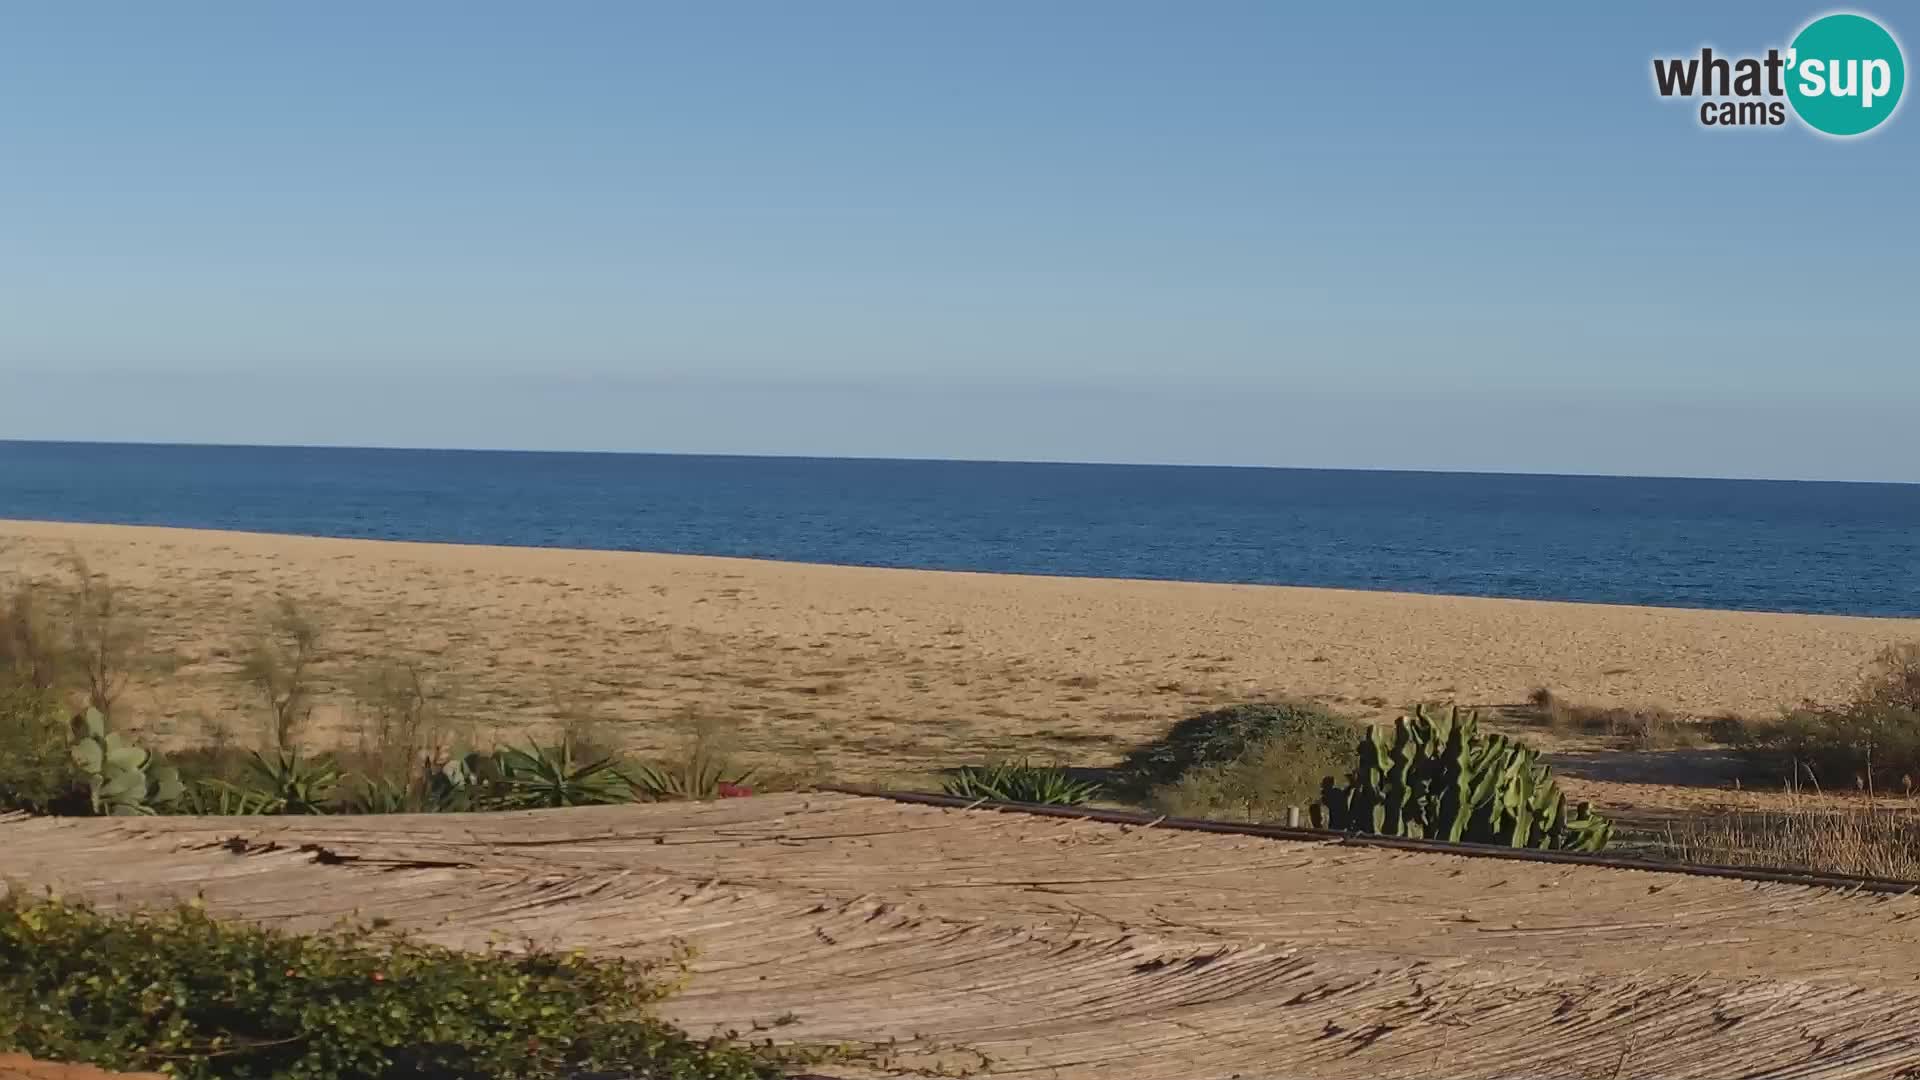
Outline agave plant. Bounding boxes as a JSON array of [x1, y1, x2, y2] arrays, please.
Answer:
[[625, 744, 757, 802], [244, 748, 341, 815], [942, 759, 1103, 806], [68, 707, 184, 816], [341, 775, 417, 815], [341, 759, 476, 815], [178, 778, 277, 816], [488, 740, 629, 809]]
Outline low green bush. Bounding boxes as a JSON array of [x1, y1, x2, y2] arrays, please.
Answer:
[[0, 892, 776, 1080], [0, 683, 80, 814], [6, 716, 780, 818], [1118, 701, 1354, 793], [1119, 701, 1358, 819], [942, 760, 1101, 805], [1148, 733, 1354, 823], [1746, 705, 1920, 792], [1731, 645, 1920, 792], [627, 742, 758, 802]]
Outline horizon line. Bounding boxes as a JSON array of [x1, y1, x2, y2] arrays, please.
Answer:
[[3, 437, 1915, 489]]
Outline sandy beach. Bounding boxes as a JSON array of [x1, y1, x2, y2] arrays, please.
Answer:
[[4, 517, 1915, 792]]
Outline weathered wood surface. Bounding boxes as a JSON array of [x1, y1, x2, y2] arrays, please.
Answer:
[[6, 794, 1920, 1078]]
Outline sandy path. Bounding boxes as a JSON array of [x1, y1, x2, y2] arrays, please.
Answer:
[[7, 794, 1920, 1078], [2, 519, 1915, 790]]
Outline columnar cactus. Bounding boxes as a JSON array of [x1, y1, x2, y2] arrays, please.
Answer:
[[1316, 704, 1613, 852], [69, 707, 184, 816]]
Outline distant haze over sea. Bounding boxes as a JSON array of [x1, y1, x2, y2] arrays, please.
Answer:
[[2, 441, 1916, 618]]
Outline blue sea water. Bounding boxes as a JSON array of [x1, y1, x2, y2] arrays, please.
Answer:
[[1, 440, 1916, 617]]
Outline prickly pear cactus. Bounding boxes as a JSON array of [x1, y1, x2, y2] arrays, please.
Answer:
[[68, 706, 184, 815], [1315, 704, 1612, 852]]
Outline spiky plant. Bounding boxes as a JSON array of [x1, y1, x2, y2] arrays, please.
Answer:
[[1316, 704, 1612, 852], [488, 741, 629, 809], [942, 759, 1102, 806], [178, 778, 277, 816], [243, 748, 341, 815], [625, 743, 757, 802]]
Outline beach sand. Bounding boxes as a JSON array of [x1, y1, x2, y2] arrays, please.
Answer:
[[3, 518, 1915, 802]]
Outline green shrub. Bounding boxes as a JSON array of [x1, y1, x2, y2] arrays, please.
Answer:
[[627, 742, 758, 802], [1119, 701, 1356, 802], [0, 582, 62, 692], [1148, 730, 1354, 823], [0, 682, 79, 814], [1748, 705, 1920, 792], [1318, 704, 1613, 851], [0, 893, 775, 1079], [942, 760, 1101, 805], [1704, 713, 1758, 746], [1733, 645, 1920, 792]]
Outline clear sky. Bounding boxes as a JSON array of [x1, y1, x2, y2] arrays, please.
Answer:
[[2, 2, 1914, 481]]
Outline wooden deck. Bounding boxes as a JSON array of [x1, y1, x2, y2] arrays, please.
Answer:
[[6, 793, 1920, 1078]]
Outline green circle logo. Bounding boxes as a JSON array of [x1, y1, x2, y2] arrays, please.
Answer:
[[1787, 13, 1905, 136]]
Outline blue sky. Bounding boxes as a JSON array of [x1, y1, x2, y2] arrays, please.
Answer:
[[1, 2, 1914, 480]]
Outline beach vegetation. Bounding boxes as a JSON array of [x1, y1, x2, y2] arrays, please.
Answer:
[[0, 580, 63, 692], [1724, 645, 1920, 792], [0, 682, 79, 815], [179, 778, 280, 816], [350, 658, 458, 784], [0, 892, 778, 1080], [1656, 797, 1920, 880], [1136, 703, 1358, 823], [1317, 704, 1614, 851], [69, 706, 185, 815], [942, 759, 1102, 805], [242, 747, 343, 815], [1, 558, 144, 719], [1527, 688, 1706, 749], [1118, 701, 1354, 794], [240, 595, 325, 752], [627, 735, 759, 801], [487, 740, 632, 808], [62, 555, 141, 721]]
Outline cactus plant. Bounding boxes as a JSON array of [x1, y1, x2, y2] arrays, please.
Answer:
[[68, 707, 184, 816], [1315, 704, 1613, 852]]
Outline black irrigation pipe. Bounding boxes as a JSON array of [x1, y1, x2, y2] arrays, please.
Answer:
[[823, 785, 1920, 897]]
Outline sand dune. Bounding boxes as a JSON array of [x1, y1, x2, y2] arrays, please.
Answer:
[[2, 519, 1915, 792]]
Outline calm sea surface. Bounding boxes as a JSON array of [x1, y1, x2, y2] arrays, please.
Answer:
[[1, 441, 1916, 617]]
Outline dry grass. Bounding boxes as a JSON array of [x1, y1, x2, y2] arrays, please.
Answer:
[[1660, 797, 1920, 880], [1528, 688, 1708, 749]]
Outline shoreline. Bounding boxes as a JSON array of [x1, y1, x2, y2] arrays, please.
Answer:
[[2, 516, 1910, 623]]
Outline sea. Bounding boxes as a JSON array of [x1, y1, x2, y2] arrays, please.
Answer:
[[1, 440, 1916, 618]]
